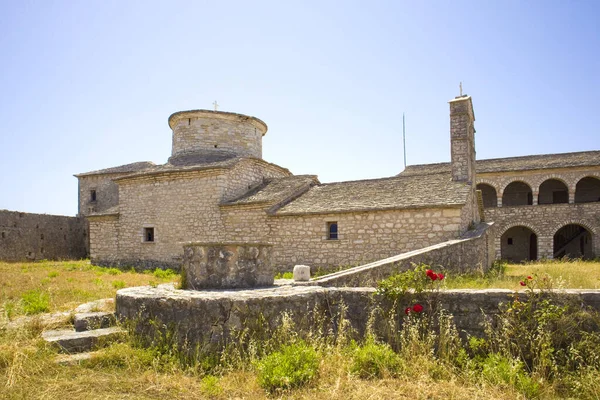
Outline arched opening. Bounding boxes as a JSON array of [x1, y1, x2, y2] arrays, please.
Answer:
[[501, 226, 538, 262], [574, 177, 600, 203], [502, 181, 533, 206], [553, 224, 593, 259], [476, 183, 498, 208], [538, 179, 568, 204]]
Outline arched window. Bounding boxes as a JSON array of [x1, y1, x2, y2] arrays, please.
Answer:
[[575, 177, 600, 203], [538, 179, 568, 204], [476, 183, 497, 208], [502, 181, 533, 206]]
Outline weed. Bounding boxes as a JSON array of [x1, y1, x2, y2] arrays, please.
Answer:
[[112, 280, 126, 289], [47, 271, 59, 278], [349, 338, 400, 379], [106, 268, 122, 275], [21, 289, 50, 314], [200, 375, 223, 396]]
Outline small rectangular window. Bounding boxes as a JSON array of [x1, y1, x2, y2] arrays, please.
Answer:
[[507, 238, 513, 245], [144, 227, 155, 242], [90, 190, 97, 202], [327, 221, 338, 240]]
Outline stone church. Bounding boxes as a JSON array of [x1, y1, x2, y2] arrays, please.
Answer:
[[76, 95, 600, 271]]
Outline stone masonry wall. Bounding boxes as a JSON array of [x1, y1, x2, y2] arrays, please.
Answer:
[[88, 215, 119, 266], [0, 210, 87, 261], [92, 161, 289, 270], [476, 167, 600, 206], [117, 284, 600, 354], [269, 207, 471, 271], [77, 173, 122, 216], [170, 112, 267, 161], [307, 222, 493, 287], [485, 202, 600, 259]]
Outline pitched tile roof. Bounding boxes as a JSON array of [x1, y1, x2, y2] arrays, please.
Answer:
[[274, 173, 470, 215], [400, 150, 600, 176], [223, 175, 319, 207], [75, 161, 156, 177]]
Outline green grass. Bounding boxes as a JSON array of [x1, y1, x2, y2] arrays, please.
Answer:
[[0, 260, 180, 320]]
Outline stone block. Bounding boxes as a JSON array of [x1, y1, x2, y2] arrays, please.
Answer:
[[183, 242, 274, 289], [293, 265, 311, 281]]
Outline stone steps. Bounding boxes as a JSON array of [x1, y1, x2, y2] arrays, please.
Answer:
[[42, 307, 124, 355], [73, 311, 115, 332], [42, 326, 125, 354]]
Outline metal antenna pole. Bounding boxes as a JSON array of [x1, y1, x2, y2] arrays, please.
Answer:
[[403, 113, 407, 169]]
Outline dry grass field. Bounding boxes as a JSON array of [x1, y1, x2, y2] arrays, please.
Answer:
[[445, 258, 600, 290], [1, 259, 599, 399]]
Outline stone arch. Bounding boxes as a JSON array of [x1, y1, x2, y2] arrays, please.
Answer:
[[502, 181, 533, 206], [499, 178, 535, 194], [500, 224, 538, 262], [574, 176, 600, 203], [550, 219, 597, 237], [538, 178, 569, 204], [476, 183, 498, 208], [553, 223, 594, 259]]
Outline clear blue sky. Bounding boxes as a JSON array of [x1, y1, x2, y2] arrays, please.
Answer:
[[1, 1, 598, 216]]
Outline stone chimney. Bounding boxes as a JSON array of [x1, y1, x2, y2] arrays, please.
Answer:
[[449, 95, 476, 183]]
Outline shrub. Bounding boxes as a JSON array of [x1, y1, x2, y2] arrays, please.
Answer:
[[21, 289, 50, 314], [274, 272, 293, 279], [153, 268, 176, 279], [256, 341, 319, 392], [349, 339, 400, 379]]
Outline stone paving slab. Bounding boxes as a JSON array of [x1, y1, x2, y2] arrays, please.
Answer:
[[42, 327, 125, 354]]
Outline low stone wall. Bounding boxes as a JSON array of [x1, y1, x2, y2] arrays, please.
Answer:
[[116, 284, 600, 353], [0, 210, 88, 262], [306, 222, 494, 287]]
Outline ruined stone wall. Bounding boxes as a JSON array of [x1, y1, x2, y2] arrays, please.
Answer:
[[117, 284, 600, 353], [0, 210, 87, 261], [485, 202, 600, 259], [308, 222, 493, 287]]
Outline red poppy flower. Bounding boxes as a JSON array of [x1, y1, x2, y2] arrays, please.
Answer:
[[527, 276, 533, 280], [412, 304, 424, 313], [519, 281, 526, 286], [404, 307, 411, 315], [437, 273, 445, 280], [426, 269, 438, 281]]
